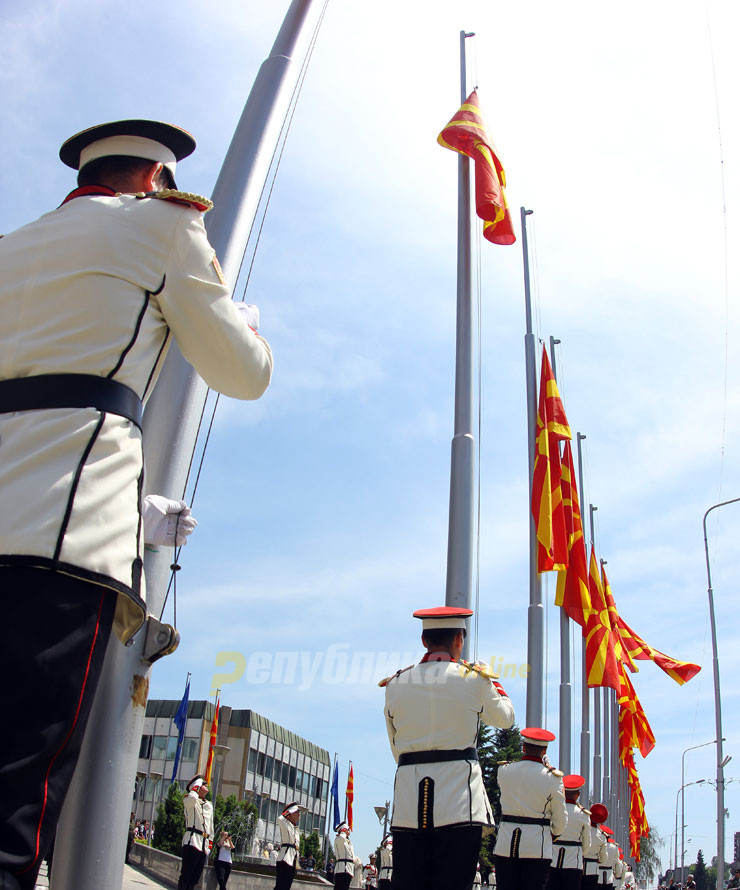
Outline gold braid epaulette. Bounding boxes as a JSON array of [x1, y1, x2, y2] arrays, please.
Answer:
[[459, 659, 500, 680], [135, 189, 213, 212], [378, 665, 414, 687], [546, 765, 565, 777]]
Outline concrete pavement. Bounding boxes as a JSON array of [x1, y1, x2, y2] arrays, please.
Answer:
[[35, 860, 172, 889]]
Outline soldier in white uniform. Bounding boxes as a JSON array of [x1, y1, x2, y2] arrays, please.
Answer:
[[179, 775, 215, 890], [0, 119, 272, 889], [546, 774, 591, 889], [378, 835, 393, 890], [582, 804, 609, 889], [334, 822, 359, 890], [611, 850, 626, 890], [274, 802, 302, 890], [382, 606, 515, 890], [363, 854, 379, 889], [598, 828, 618, 889], [493, 727, 568, 890], [621, 863, 635, 889]]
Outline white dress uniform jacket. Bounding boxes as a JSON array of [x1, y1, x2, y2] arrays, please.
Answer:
[[612, 857, 626, 890], [550, 801, 591, 870], [384, 656, 515, 830], [599, 840, 619, 885], [622, 866, 636, 888], [334, 834, 357, 877], [378, 847, 392, 883], [0, 189, 272, 641], [493, 759, 568, 860], [182, 791, 214, 852], [583, 825, 608, 878], [276, 815, 299, 867], [363, 863, 378, 887]]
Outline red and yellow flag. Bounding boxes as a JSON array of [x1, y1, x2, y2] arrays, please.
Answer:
[[616, 615, 701, 685], [345, 763, 354, 830], [438, 90, 516, 245], [555, 442, 591, 626], [531, 346, 572, 572], [583, 547, 619, 690], [616, 663, 655, 759], [204, 694, 220, 784], [601, 567, 636, 672]]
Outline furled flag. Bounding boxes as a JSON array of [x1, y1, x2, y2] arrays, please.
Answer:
[[555, 441, 591, 626], [616, 615, 701, 685], [345, 762, 354, 831], [204, 693, 220, 784], [616, 662, 655, 759], [583, 546, 619, 690], [531, 346, 572, 572], [330, 759, 341, 830], [170, 675, 191, 783], [437, 90, 516, 245]]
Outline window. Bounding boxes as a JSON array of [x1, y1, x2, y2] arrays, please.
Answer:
[[268, 799, 278, 824], [182, 738, 198, 763], [139, 735, 152, 759], [281, 761, 290, 785], [296, 770, 304, 794], [315, 778, 323, 801], [152, 736, 168, 759], [289, 766, 297, 789], [264, 756, 274, 780], [257, 752, 266, 775], [248, 747, 258, 773], [310, 775, 317, 797]]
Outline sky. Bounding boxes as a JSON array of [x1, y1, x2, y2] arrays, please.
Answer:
[[3, 0, 740, 877]]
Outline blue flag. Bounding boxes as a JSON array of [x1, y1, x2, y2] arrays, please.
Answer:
[[330, 759, 340, 830], [170, 677, 190, 783]]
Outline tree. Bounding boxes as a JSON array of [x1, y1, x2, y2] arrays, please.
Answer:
[[633, 825, 663, 886], [694, 849, 708, 890], [477, 724, 522, 871], [213, 794, 258, 858], [153, 783, 185, 855], [300, 830, 324, 869]]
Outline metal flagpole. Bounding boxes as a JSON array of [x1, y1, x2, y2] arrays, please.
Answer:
[[521, 206, 543, 726], [589, 504, 601, 803], [550, 337, 571, 772], [576, 433, 590, 801], [53, 3, 323, 887], [445, 30, 476, 660], [600, 564, 610, 807], [324, 752, 338, 865]]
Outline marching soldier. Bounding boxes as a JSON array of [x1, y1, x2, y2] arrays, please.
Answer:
[[0, 118, 272, 889], [274, 802, 302, 890], [378, 835, 393, 890], [582, 804, 609, 889], [546, 775, 591, 889], [382, 606, 515, 890], [334, 822, 359, 890], [178, 775, 214, 890], [493, 727, 568, 890]]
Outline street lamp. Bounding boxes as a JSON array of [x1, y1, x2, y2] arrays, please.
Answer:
[[682, 740, 720, 878], [675, 781, 705, 872], [148, 770, 163, 846], [703, 497, 740, 888], [211, 744, 231, 802]]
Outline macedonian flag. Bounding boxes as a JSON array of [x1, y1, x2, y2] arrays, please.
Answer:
[[616, 615, 701, 685], [438, 90, 516, 245], [584, 546, 619, 690], [555, 441, 591, 626]]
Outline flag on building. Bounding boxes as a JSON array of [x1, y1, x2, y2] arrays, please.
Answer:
[[437, 90, 516, 245], [532, 346, 572, 572], [330, 758, 341, 830], [170, 675, 191, 783], [616, 615, 701, 685], [204, 693, 220, 784], [345, 762, 354, 830], [555, 441, 591, 626], [583, 546, 619, 690]]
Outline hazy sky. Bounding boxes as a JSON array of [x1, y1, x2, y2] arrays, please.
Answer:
[[3, 0, 740, 872]]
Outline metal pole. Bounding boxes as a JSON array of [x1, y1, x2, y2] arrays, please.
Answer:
[[703, 497, 739, 889], [148, 771, 163, 847], [445, 31, 476, 661], [682, 740, 718, 880], [589, 504, 601, 802], [576, 433, 590, 801], [550, 338, 571, 772], [53, 3, 322, 887], [521, 206, 543, 726]]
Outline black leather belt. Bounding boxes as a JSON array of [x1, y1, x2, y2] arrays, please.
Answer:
[[398, 747, 478, 766], [0, 374, 143, 429], [337, 858, 353, 863], [500, 815, 550, 826], [553, 839, 582, 846], [584, 858, 597, 863], [186, 827, 204, 835]]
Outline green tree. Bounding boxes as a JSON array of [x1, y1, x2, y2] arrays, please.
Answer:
[[300, 830, 324, 869], [213, 794, 258, 858], [694, 848, 708, 890], [477, 724, 522, 871], [153, 783, 185, 855], [633, 825, 663, 886]]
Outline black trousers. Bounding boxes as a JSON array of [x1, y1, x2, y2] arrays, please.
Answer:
[[546, 866, 583, 889], [581, 875, 598, 890], [215, 858, 232, 889], [334, 872, 353, 890], [494, 855, 551, 890], [178, 844, 207, 890], [0, 567, 115, 890], [274, 860, 297, 890], [379, 880, 393, 890], [391, 825, 482, 890]]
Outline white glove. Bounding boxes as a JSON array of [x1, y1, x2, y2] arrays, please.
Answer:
[[142, 495, 197, 547], [235, 302, 260, 331]]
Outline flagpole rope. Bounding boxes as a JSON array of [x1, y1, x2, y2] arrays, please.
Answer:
[[158, 0, 332, 622]]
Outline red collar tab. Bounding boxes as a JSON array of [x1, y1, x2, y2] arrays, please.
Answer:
[[420, 652, 454, 663], [521, 754, 544, 763], [60, 184, 117, 206]]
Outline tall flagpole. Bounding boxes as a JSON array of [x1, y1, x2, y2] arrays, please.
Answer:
[[550, 337, 571, 772], [445, 30, 476, 659], [576, 433, 590, 801], [601, 560, 611, 808], [521, 206, 543, 727], [53, 3, 323, 887], [589, 504, 602, 803]]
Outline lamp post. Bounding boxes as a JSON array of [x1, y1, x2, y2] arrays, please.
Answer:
[[211, 744, 231, 803], [703, 496, 740, 887], [682, 740, 720, 879], [675, 780, 706, 874], [147, 770, 163, 846]]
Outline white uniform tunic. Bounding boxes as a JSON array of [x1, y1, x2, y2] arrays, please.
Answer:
[[276, 815, 299, 867], [599, 840, 619, 885], [549, 801, 591, 870], [493, 759, 568, 860], [384, 655, 515, 830], [334, 833, 357, 877], [583, 825, 608, 877], [182, 791, 214, 853], [0, 189, 272, 641], [378, 846, 392, 883]]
